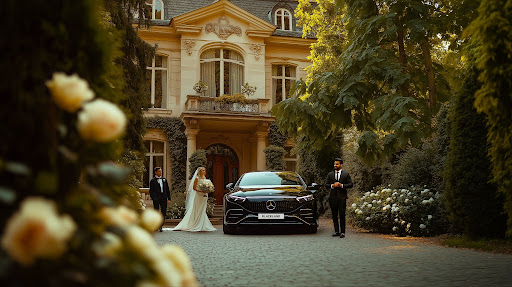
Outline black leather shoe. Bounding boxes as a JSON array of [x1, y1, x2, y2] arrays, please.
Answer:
[[159, 228, 163, 232], [332, 232, 341, 237], [340, 233, 345, 238]]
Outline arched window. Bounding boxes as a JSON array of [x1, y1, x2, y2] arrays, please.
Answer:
[[146, 0, 163, 20], [272, 64, 296, 105], [200, 48, 244, 97], [275, 8, 292, 31], [143, 140, 166, 187]]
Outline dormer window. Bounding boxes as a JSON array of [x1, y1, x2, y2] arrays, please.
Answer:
[[275, 8, 292, 31], [146, 0, 163, 20]]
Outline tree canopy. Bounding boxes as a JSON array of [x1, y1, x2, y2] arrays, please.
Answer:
[[273, 0, 479, 164]]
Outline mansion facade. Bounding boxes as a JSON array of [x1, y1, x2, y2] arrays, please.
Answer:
[[138, 0, 315, 204]]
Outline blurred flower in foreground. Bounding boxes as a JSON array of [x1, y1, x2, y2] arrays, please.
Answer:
[[1, 197, 76, 266], [100, 205, 138, 227], [140, 208, 164, 232], [77, 99, 127, 142], [46, 72, 94, 112]]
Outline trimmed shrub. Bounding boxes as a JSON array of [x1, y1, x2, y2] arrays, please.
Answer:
[[444, 65, 506, 238], [188, 149, 206, 179], [264, 145, 285, 171]]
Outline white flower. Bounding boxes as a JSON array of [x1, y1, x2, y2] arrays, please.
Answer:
[[77, 99, 127, 142], [372, 200, 377, 204], [93, 232, 122, 257], [351, 203, 357, 208], [429, 197, 434, 202], [46, 72, 94, 112], [140, 208, 164, 232], [428, 215, 433, 220], [160, 244, 198, 286], [365, 192, 370, 196], [422, 200, 429, 205], [382, 205, 391, 211], [377, 200, 382, 204], [357, 210, 363, 215], [419, 224, 426, 229], [100, 206, 137, 227], [125, 226, 154, 255], [1, 197, 76, 265], [392, 226, 398, 231], [401, 220, 406, 225], [366, 217, 371, 221], [386, 197, 392, 202], [394, 218, 399, 222], [405, 199, 410, 203], [367, 204, 372, 208]]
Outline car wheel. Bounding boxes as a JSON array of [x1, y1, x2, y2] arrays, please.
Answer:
[[306, 226, 318, 234], [223, 224, 238, 235]]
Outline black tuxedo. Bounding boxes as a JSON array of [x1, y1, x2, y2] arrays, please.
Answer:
[[325, 169, 353, 234], [149, 177, 171, 228]]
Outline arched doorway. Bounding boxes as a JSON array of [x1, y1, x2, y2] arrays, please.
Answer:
[[205, 144, 239, 205]]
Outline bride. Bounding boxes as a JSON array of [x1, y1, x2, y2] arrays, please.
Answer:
[[172, 167, 217, 232]]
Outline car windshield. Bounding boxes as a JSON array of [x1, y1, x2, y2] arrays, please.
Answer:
[[238, 172, 304, 186]]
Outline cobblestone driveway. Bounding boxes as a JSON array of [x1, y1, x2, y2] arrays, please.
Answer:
[[154, 219, 512, 287]]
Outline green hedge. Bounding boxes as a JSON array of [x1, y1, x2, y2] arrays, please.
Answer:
[[444, 65, 506, 238]]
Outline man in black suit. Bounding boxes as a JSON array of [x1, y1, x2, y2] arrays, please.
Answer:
[[325, 158, 353, 238], [149, 167, 171, 232]]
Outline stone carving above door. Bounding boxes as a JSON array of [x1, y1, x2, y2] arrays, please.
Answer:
[[205, 16, 242, 40], [250, 44, 262, 60]]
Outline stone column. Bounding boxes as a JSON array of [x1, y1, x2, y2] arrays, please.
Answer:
[[254, 122, 270, 171], [184, 119, 200, 186], [256, 131, 267, 171]]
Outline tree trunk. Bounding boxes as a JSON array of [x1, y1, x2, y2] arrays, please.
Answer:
[[397, 27, 410, 97], [420, 38, 436, 108]]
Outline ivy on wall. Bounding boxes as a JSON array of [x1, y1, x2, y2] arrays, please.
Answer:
[[269, 122, 287, 147], [146, 116, 187, 192]]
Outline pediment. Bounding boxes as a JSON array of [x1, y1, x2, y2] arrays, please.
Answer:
[[171, 0, 276, 38]]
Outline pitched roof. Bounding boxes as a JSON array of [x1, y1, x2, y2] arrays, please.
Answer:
[[153, 0, 308, 38]]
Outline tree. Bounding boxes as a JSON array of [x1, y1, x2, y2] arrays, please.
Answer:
[[273, 0, 479, 164], [466, 0, 512, 236]]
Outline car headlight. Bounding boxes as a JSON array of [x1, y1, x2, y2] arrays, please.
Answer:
[[227, 194, 246, 203], [296, 195, 313, 202]]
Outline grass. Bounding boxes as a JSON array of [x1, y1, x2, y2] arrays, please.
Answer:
[[441, 235, 512, 254]]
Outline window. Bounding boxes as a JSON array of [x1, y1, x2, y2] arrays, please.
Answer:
[[146, 54, 167, 108], [275, 8, 292, 31], [272, 64, 296, 105], [143, 140, 165, 188], [200, 49, 244, 97], [146, 0, 163, 20]]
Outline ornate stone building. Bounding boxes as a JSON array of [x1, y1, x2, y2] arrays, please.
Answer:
[[138, 0, 314, 204]]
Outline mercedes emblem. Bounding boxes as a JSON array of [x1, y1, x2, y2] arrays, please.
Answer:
[[266, 200, 276, 211]]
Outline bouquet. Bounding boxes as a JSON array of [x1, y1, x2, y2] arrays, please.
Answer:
[[197, 179, 214, 194]]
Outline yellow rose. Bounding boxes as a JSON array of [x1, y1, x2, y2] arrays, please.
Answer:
[[46, 72, 94, 112], [77, 99, 127, 142], [1, 197, 76, 265]]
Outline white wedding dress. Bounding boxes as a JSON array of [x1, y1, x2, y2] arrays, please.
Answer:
[[172, 168, 217, 232]]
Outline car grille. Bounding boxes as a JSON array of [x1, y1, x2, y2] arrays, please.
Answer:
[[244, 200, 301, 212]]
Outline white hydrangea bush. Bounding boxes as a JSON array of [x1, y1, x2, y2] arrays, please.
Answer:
[[348, 185, 447, 236]]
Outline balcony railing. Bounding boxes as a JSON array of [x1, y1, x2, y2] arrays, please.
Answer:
[[185, 95, 270, 114]]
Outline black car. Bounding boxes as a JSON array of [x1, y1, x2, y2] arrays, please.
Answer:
[[223, 171, 319, 234]]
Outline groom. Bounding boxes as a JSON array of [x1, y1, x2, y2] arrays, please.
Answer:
[[325, 158, 353, 238], [149, 167, 171, 232]]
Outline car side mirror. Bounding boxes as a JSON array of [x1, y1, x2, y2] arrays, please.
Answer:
[[226, 182, 234, 191], [308, 183, 322, 191]]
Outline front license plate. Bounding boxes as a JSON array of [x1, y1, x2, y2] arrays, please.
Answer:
[[258, 213, 284, 219]]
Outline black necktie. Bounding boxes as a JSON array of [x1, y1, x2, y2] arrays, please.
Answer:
[[335, 172, 339, 181]]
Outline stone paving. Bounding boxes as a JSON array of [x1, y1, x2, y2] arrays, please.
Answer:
[[154, 219, 512, 287]]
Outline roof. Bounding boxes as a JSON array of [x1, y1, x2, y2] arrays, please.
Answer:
[[153, 0, 308, 38]]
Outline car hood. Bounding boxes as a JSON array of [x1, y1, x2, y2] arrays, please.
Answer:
[[228, 185, 312, 197]]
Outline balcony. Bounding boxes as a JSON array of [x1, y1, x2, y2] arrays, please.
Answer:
[[185, 95, 270, 114]]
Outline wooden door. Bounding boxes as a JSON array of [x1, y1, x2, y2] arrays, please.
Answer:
[[206, 145, 239, 205]]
